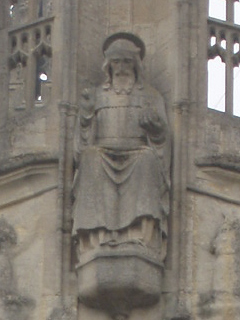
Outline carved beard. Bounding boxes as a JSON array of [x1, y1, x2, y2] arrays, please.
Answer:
[[112, 71, 136, 94]]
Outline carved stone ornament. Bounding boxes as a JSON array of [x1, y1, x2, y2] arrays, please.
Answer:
[[9, 50, 28, 70], [9, 61, 27, 110], [199, 213, 240, 318], [72, 32, 170, 319], [0, 218, 34, 320]]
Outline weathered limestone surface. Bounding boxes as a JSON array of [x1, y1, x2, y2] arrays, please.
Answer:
[[0, 162, 60, 320], [0, 0, 240, 320]]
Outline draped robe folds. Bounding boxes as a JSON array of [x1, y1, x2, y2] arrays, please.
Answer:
[[72, 84, 170, 236]]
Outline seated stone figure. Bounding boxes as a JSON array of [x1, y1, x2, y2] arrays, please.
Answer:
[[72, 33, 170, 259]]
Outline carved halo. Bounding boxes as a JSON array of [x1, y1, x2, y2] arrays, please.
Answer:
[[103, 32, 145, 60]]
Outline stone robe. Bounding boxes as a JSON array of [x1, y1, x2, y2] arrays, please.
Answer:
[[72, 84, 169, 236]]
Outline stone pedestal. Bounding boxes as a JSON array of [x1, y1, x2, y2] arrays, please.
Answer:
[[77, 247, 163, 319]]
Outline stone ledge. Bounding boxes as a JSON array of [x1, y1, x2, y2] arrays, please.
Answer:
[[0, 156, 58, 209], [0, 153, 58, 175], [192, 162, 240, 206], [77, 253, 162, 315], [196, 154, 240, 173]]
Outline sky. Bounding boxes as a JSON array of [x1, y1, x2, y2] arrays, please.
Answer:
[[208, 0, 240, 116]]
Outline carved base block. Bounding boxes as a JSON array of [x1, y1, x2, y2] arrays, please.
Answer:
[[77, 249, 163, 318]]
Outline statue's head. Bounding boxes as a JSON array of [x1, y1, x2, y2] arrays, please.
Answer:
[[102, 33, 145, 90]]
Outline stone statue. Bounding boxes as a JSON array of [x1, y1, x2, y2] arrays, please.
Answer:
[[0, 218, 34, 320], [73, 33, 169, 251], [204, 214, 240, 318], [72, 33, 170, 319], [0, 218, 17, 297]]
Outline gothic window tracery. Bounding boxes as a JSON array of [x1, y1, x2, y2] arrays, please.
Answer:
[[208, 0, 240, 116], [21, 33, 28, 52], [35, 54, 51, 102], [8, 32, 29, 112], [8, 22, 53, 111], [9, 57, 28, 111], [208, 28, 226, 112], [33, 26, 52, 105]]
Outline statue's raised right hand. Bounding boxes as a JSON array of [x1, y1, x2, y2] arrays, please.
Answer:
[[80, 88, 95, 115], [80, 88, 95, 127]]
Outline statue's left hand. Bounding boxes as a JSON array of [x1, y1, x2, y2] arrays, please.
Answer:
[[139, 109, 165, 137]]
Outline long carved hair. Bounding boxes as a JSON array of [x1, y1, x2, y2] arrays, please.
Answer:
[[101, 53, 144, 91]]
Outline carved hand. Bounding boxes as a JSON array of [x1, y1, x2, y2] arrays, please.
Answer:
[[81, 88, 95, 113], [139, 109, 166, 138], [80, 88, 95, 127]]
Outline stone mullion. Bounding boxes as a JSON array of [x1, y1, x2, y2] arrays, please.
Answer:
[[58, 0, 79, 312], [28, 1, 35, 21], [170, 0, 192, 317], [227, 0, 235, 23], [225, 0, 234, 115], [216, 25, 222, 46], [225, 29, 234, 114], [25, 30, 37, 108], [208, 0, 239, 115], [208, 24, 213, 46]]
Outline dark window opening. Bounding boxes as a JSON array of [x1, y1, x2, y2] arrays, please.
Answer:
[[38, 0, 43, 18], [35, 30, 41, 45], [11, 36, 17, 52], [35, 55, 49, 101]]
